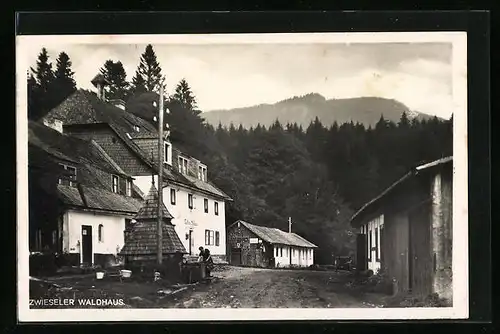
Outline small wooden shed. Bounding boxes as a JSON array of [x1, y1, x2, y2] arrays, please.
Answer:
[[351, 156, 453, 303], [119, 182, 187, 274], [227, 220, 317, 268]]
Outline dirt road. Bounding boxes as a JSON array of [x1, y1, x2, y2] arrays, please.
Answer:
[[173, 266, 376, 308]]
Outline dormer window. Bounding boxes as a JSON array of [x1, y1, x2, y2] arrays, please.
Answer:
[[198, 165, 207, 182], [58, 164, 77, 187], [178, 156, 189, 175], [126, 179, 132, 196], [112, 175, 119, 193], [164, 142, 171, 165]]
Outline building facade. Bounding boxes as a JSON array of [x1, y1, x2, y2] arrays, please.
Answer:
[[28, 120, 143, 267], [351, 157, 453, 303], [42, 76, 231, 262], [227, 220, 317, 268]]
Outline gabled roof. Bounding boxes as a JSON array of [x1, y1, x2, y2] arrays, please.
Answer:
[[57, 184, 143, 215], [350, 156, 453, 226], [231, 220, 318, 248], [29, 121, 144, 214], [28, 120, 130, 178], [134, 182, 173, 221], [44, 89, 232, 201]]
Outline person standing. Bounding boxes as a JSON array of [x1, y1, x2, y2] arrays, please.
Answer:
[[204, 248, 214, 277]]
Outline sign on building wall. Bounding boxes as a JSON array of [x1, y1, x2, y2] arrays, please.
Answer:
[[249, 238, 259, 244]]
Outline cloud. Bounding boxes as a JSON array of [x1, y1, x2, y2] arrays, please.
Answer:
[[24, 41, 454, 118]]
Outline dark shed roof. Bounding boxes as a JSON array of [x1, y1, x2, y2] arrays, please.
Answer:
[[119, 222, 187, 255], [350, 156, 453, 226], [134, 183, 173, 221], [120, 182, 186, 256], [230, 220, 318, 248]]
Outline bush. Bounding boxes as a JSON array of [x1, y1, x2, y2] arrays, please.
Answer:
[[30, 252, 58, 276], [396, 293, 450, 307]]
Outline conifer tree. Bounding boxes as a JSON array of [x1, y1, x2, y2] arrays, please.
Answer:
[[134, 44, 164, 93], [129, 69, 147, 96], [30, 48, 55, 120], [172, 79, 197, 110], [52, 51, 77, 107], [100, 60, 129, 100]]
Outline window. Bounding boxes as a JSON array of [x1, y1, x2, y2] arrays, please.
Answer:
[[367, 228, 372, 261], [178, 156, 189, 174], [198, 165, 207, 182], [58, 164, 77, 186], [170, 188, 176, 205], [280, 247, 283, 257], [126, 179, 132, 196], [275, 247, 279, 257], [164, 142, 170, 163], [375, 227, 380, 261], [112, 175, 119, 193], [214, 202, 219, 216], [205, 230, 215, 246], [215, 231, 220, 246], [98, 224, 104, 242], [188, 194, 193, 209], [204, 199, 208, 213]]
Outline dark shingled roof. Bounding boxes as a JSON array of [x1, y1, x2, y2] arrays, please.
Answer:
[[29, 120, 129, 177], [29, 120, 144, 214], [232, 220, 318, 248], [119, 221, 187, 255], [57, 184, 143, 214], [350, 156, 453, 226], [120, 183, 186, 255], [134, 183, 173, 220], [44, 89, 231, 200]]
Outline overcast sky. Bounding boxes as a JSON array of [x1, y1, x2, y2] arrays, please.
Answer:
[[26, 42, 455, 118]]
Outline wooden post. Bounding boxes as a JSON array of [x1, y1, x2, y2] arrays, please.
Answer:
[[157, 80, 165, 265]]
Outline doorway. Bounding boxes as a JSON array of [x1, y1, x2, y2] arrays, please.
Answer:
[[81, 225, 93, 265], [230, 248, 241, 265]]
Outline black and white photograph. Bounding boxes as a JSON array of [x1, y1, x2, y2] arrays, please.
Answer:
[[16, 32, 468, 321]]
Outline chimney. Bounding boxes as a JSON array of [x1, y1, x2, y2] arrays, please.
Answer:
[[109, 99, 126, 110], [288, 217, 292, 233], [91, 74, 110, 101]]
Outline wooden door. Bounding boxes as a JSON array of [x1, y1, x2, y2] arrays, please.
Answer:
[[409, 204, 433, 297], [356, 234, 367, 271], [81, 225, 93, 265], [230, 248, 241, 265]]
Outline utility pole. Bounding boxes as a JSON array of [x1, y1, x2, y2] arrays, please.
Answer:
[[157, 79, 165, 265]]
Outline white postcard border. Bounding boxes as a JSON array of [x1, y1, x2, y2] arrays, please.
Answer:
[[16, 31, 468, 322]]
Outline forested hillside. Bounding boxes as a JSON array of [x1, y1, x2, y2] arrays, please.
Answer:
[[28, 44, 453, 264], [203, 93, 437, 129]]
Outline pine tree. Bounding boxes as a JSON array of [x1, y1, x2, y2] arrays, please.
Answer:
[[30, 48, 55, 120], [100, 60, 129, 100], [135, 44, 164, 93], [52, 51, 77, 107], [129, 69, 147, 96], [172, 79, 197, 110], [27, 71, 39, 119]]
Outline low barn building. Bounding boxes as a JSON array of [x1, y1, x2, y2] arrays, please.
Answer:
[[227, 220, 317, 268], [119, 182, 187, 270], [350, 156, 453, 303]]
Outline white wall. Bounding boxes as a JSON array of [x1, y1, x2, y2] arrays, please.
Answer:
[[274, 245, 314, 268], [63, 210, 126, 264], [361, 214, 384, 273], [133, 175, 227, 258]]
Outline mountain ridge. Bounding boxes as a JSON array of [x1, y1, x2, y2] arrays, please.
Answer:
[[202, 93, 439, 129]]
